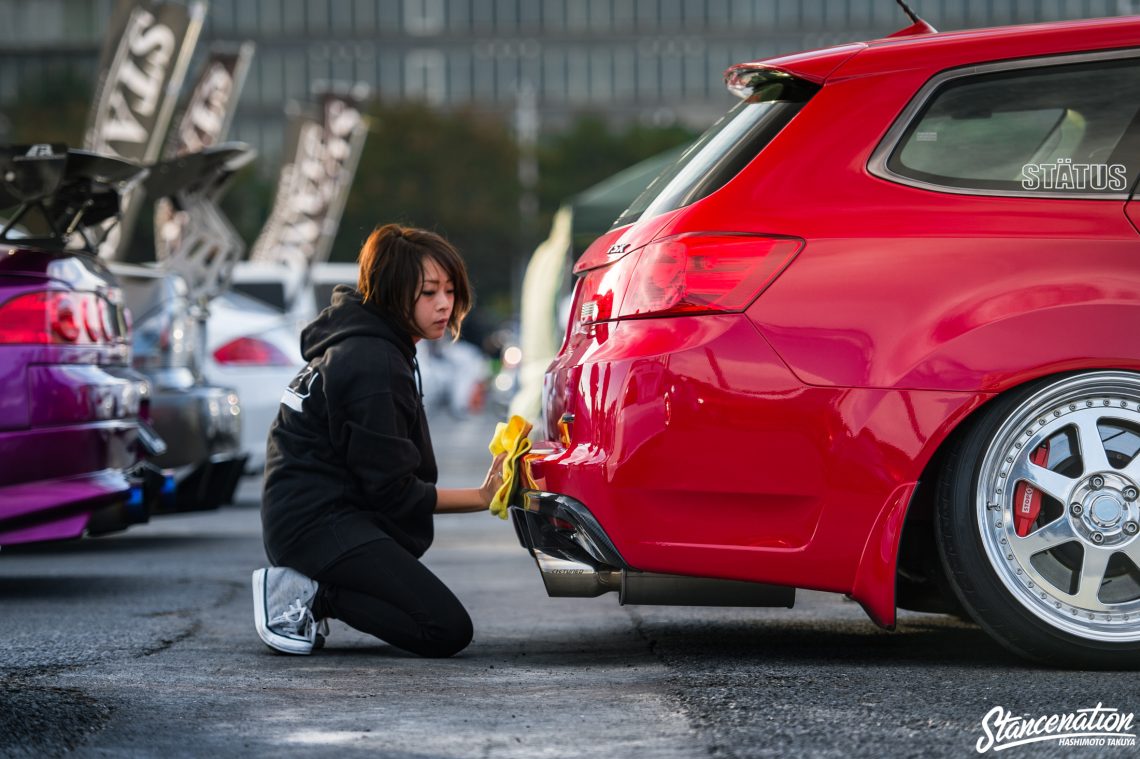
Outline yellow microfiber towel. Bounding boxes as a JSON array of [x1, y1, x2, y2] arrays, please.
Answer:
[[487, 415, 533, 519]]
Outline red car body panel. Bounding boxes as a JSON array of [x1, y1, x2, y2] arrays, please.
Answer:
[[525, 16, 1140, 628], [530, 312, 990, 626]]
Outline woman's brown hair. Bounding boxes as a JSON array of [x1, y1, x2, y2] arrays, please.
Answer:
[[356, 223, 471, 341]]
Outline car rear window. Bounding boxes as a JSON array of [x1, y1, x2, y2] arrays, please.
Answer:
[[612, 77, 817, 230], [231, 281, 287, 311], [886, 56, 1140, 195]]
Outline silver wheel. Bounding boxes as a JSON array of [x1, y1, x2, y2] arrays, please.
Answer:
[[975, 372, 1140, 643]]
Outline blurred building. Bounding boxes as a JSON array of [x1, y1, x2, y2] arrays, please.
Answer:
[[0, 0, 1136, 164]]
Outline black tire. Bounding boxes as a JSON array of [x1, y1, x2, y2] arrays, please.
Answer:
[[935, 371, 1140, 668]]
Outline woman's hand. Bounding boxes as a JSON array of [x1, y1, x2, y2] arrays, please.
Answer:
[[479, 452, 509, 507]]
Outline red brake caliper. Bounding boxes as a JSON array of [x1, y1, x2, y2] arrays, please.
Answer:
[[1014, 442, 1051, 536]]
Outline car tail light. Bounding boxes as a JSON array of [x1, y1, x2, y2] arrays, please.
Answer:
[[620, 234, 802, 318], [0, 290, 115, 344], [81, 296, 102, 341], [52, 295, 81, 341], [577, 234, 803, 325], [212, 336, 294, 366]]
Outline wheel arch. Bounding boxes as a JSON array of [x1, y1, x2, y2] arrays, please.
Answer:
[[889, 364, 1140, 619], [853, 367, 1129, 628]]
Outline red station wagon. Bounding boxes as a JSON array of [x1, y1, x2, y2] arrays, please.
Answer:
[[511, 16, 1140, 667]]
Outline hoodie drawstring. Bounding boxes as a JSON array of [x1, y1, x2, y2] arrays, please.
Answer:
[[413, 355, 424, 399]]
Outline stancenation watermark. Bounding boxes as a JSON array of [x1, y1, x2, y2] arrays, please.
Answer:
[[976, 704, 1137, 753]]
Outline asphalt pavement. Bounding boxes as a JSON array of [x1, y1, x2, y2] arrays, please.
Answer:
[[1, 410, 1137, 758]]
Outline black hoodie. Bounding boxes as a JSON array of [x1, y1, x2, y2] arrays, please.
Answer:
[[261, 286, 437, 568]]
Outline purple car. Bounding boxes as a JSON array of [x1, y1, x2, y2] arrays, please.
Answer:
[[0, 145, 160, 545]]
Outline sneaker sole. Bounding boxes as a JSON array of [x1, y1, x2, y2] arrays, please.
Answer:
[[251, 568, 314, 655]]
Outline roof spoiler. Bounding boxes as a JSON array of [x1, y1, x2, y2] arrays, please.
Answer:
[[0, 144, 147, 252], [724, 66, 802, 101]]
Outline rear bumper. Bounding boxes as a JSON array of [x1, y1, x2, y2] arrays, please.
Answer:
[[533, 313, 842, 586], [0, 468, 130, 545], [0, 360, 152, 546], [510, 490, 795, 607], [147, 382, 246, 512], [156, 453, 248, 513], [529, 312, 985, 624], [511, 490, 627, 567], [148, 382, 241, 467], [0, 420, 141, 522]]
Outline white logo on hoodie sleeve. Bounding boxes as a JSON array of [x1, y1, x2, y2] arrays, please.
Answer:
[[281, 365, 318, 412]]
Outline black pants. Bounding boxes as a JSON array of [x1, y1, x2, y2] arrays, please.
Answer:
[[300, 539, 473, 658]]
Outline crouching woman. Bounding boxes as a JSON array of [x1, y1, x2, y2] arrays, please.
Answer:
[[251, 224, 504, 657]]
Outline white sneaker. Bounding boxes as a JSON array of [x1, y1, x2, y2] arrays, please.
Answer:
[[252, 567, 319, 655]]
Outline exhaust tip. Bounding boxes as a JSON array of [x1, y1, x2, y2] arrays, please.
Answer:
[[533, 549, 621, 598]]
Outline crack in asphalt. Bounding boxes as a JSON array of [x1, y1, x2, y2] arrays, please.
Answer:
[[137, 580, 241, 657], [625, 606, 745, 759], [140, 619, 203, 658]]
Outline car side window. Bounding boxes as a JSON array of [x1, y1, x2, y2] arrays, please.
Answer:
[[885, 56, 1140, 196]]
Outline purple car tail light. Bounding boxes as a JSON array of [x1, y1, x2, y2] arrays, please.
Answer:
[[0, 289, 119, 346]]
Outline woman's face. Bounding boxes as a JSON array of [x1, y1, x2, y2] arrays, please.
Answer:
[[413, 256, 454, 342]]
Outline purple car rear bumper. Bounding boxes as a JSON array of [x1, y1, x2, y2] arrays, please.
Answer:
[[0, 357, 148, 546], [0, 467, 131, 545]]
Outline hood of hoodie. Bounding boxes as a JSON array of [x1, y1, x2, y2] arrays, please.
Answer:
[[300, 285, 416, 364]]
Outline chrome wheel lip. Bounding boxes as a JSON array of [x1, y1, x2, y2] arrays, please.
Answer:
[[975, 372, 1140, 643]]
